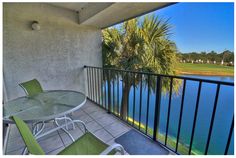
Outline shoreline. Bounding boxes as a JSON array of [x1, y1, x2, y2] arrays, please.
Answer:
[[176, 63, 234, 77], [177, 71, 234, 77]]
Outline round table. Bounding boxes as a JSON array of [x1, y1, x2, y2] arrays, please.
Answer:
[[3, 90, 86, 123], [3, 90, 86, 154]]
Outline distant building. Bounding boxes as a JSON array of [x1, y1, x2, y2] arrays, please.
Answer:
[[221, 60, 224, 65]]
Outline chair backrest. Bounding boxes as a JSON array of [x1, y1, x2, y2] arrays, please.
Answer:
[[11, 116, 45, 155], [19, 79, 43, 97]]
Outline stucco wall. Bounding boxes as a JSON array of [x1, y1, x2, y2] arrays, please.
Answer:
[[3, 3, 102, 100]]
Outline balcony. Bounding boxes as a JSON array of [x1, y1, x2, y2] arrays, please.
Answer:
[[4, 66, 234, 155], [3, 2, 234, 156], [5, 100, 172, 155]]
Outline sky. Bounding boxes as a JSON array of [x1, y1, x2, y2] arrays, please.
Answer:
[[149, 2, 234, 53]]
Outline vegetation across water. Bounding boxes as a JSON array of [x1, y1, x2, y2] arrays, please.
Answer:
[[176, 63, 234, 76], [178, 50, 234, 64]]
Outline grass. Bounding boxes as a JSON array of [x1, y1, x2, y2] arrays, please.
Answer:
[[176, 63, 234, 76]]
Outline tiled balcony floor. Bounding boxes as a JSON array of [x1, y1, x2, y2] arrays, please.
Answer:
[[5, 100, 170, 155], [5, 100, 132, 155]]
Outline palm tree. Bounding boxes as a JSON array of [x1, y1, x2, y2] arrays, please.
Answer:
[[102, 15, 178, 119]]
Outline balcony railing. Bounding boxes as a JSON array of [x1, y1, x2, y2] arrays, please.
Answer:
[[84, 65, 234, 155]]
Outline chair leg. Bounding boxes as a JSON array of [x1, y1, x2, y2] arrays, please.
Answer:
[[22, 147, 27, 155], [100, 143, 125, 155], [64, 115, 68, 130], [117, 147, 125, 155]]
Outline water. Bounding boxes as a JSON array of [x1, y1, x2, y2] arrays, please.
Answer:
[[157, 75, 234, 154], [101, 75, 234, 155]]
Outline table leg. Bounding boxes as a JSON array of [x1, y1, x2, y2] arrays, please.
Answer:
[[3, 123, 10, 154], [65, 116, 75, 130], [54, 118, 75, 142]]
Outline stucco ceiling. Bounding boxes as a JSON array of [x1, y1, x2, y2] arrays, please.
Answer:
[[51, 3, 113, 12], [50, 2, 175, 29]]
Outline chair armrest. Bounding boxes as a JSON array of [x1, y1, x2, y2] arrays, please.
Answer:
[[100, 143, 125, 155], [35, 120, 87, 140]]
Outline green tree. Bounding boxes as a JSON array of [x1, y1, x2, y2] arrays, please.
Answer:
[[207, 51, 217, 62], [221, 50, 232, 62], [102, 15, 178, 118]]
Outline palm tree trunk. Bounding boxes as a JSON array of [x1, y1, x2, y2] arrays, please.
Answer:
[[120, 80, 131, 120]]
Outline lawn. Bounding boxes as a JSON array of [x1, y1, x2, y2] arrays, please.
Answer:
[[176, 63, 234, 76]]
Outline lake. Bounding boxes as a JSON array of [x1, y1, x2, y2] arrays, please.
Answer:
[[101, 75, 234, 155]]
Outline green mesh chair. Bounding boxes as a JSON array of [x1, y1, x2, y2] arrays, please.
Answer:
[[11, 116, 125, 155], [19, 79, 43, 97]]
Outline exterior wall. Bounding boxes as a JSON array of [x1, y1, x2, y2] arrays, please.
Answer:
[[3, 3, 102, 100]]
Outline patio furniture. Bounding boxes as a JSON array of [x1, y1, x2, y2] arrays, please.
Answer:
[[19, 79, 74, 130], [3, 90, 86, 154], [19, 79, 43, 97], [11, 116, 125, 155]]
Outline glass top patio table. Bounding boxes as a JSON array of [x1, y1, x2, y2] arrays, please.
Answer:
[[3, 90, 86, 123]]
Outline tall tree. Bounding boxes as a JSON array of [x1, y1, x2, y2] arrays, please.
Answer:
[[102, 15, 178, 119]]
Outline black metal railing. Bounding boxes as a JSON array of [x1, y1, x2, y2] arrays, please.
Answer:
[[84, 65, 234, 155]]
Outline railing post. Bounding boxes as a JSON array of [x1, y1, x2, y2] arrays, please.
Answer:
[[107, 70, 111, 113], [204, 83, 220, 154], [132, 73, 136, 126], [116, 71, 120, 116], [165, 77, 173, 145], [145, 74, 150, 134], [153, 76, 162, 141], [99, 68, 103, 106], [84, 65, 89, 98], [94, 68, 98, 103], [175, 79, 186, 152], [113, 71, 115, 114], [91, 68, 94, 101], [189, 81, 202, 155], [138, 74, 143, 130], [84, 66, 88, 98], [224, 115, 234, 155], [103, 69, 106, 109]]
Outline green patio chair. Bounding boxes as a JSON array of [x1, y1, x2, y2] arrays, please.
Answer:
[[19, 79, 43, 97], [11, 116, 125, 155]]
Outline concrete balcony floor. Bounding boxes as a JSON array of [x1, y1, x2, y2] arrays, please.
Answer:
[[5, 100, 170, 155]]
